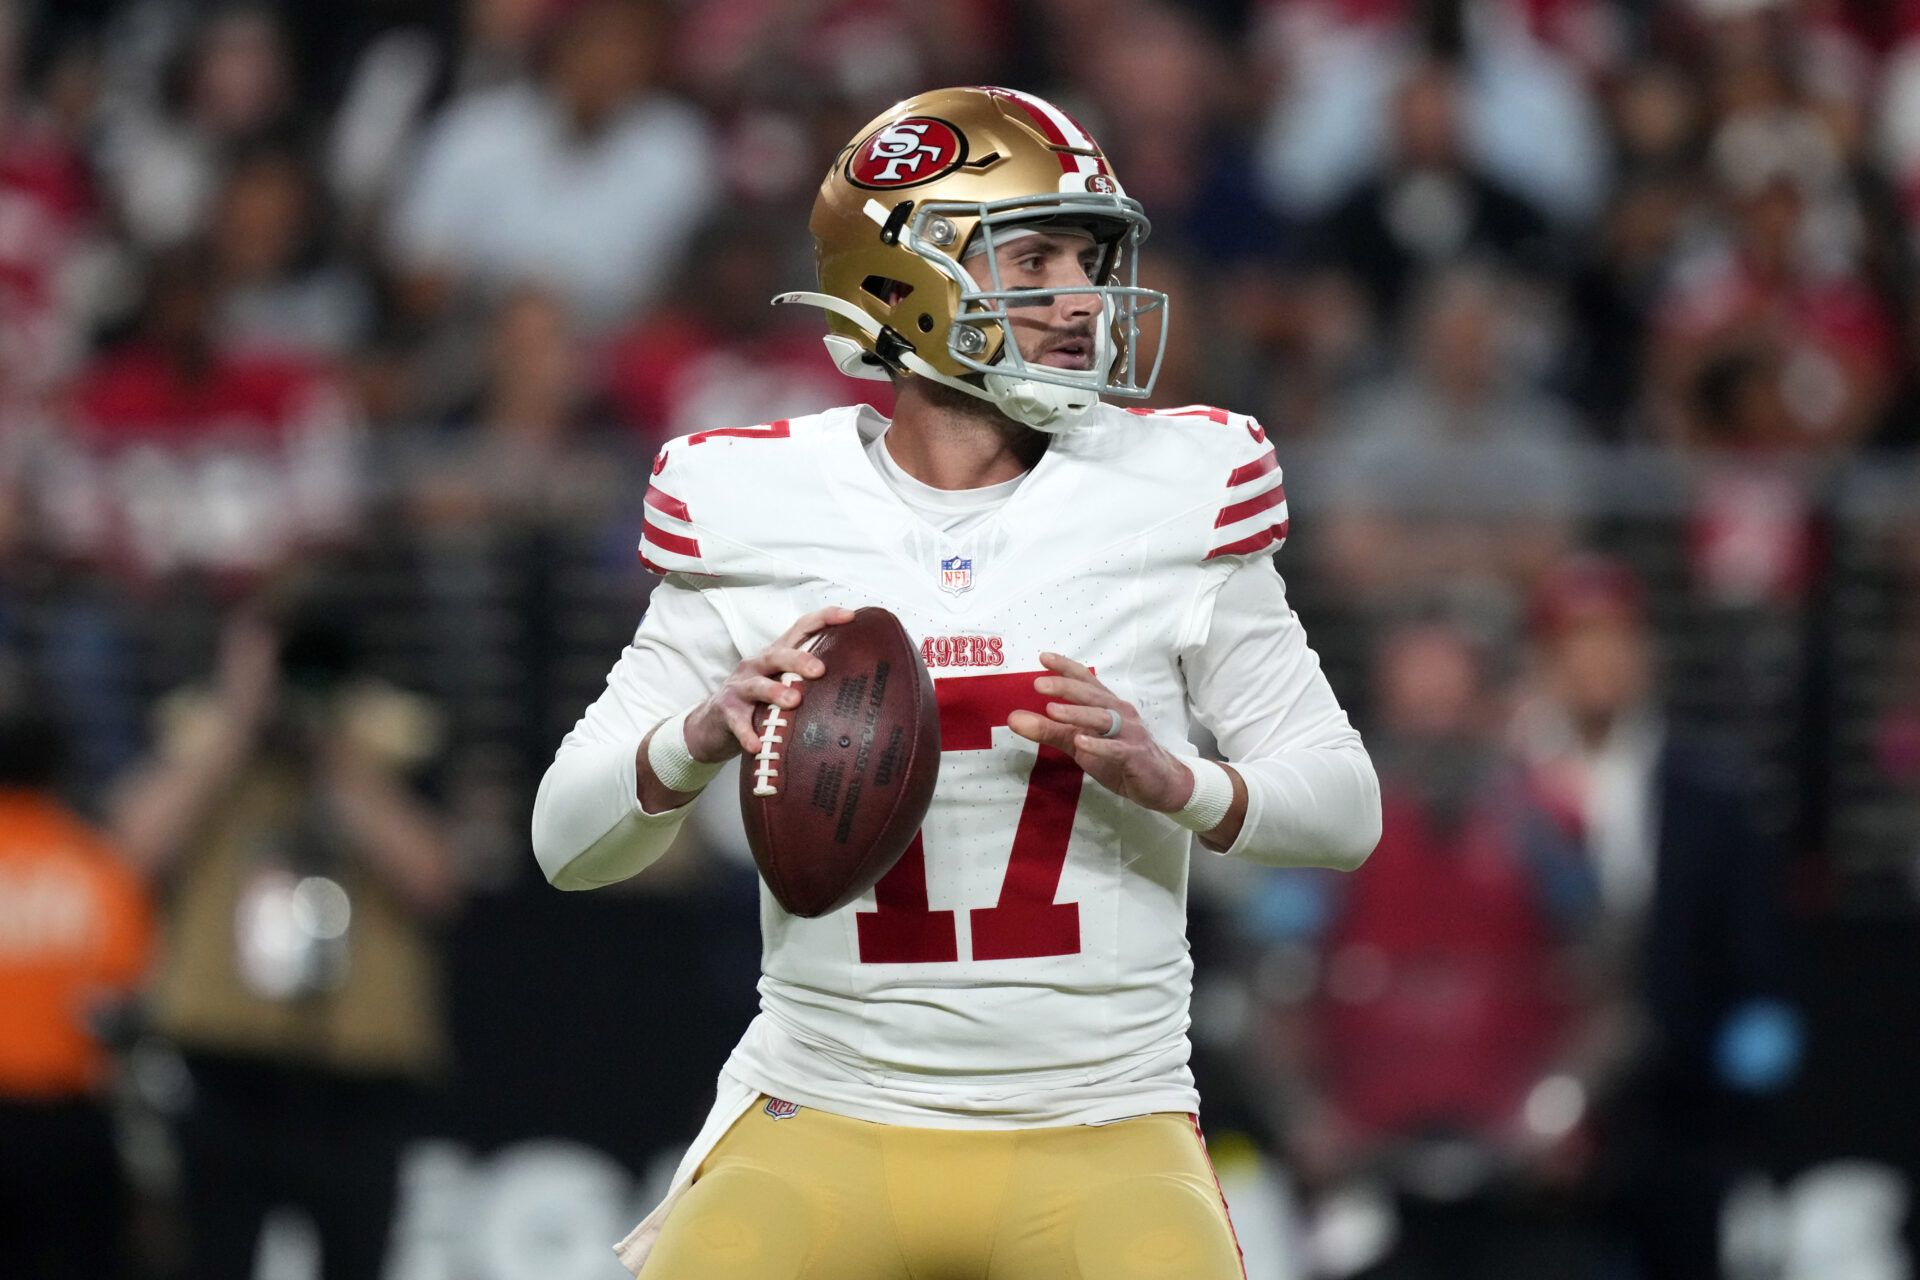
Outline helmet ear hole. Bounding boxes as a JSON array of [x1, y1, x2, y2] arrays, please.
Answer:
[[860, 276, 914, 306], [916, 314, 934, 333]]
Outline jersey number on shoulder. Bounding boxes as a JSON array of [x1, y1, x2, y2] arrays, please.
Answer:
[[856, 671, 1082, 964], [1124, 404, 1264, 442], [684, 419, 791, 446]]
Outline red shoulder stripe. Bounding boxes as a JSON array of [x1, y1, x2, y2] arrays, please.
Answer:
[[642, 518, 700, 558], [686, 419, 790, 446], [1226, 450, 1278, 487], [1127, 404, 1233, 424], [644, 486, 691, 522], [1215, 482, 1286, 529], [1206, 519, 1290, 560]]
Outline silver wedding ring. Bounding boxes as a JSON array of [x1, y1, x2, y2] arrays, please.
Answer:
[[1098, 708, 1123, 739]]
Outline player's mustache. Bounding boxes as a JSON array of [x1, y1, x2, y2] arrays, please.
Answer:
[[1040, 325, 1096, 354]]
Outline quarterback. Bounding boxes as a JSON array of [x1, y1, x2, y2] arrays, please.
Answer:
[[533, 86, 1381, 1279]]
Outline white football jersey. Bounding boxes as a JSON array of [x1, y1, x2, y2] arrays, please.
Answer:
[[536, 401, 1377, 1129]]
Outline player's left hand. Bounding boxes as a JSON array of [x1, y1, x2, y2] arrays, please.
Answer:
[[1007, 652, 1195, 814]]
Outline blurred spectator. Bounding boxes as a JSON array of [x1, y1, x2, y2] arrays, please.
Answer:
[[670, 0, 1005, 118], [1681, 345, 1821, 610], [1512, 554, 1801, 1279], [96, 5, 303, 249], [451, 0, 558, 90], [1318, 263, 1582, 602], [328, 0, 580, 226], [0, 527, 144, 795], [1296, 58, 1563, 328], [407, 285, 624, 528], [390, 0, 718, 329], [1694, 0, 1912, 295], [1264, 613, 1606, 1279], [1650, 17, 1901, 451], [603, 210, 889, 446], [1257, 4, 1608, 228], [209, 143, 372, 360], [1607, 61, 1704, 182], [1552, 60, 1711, 436], [0, 14, 110, 397], [0, 675, 152, 1280], [48, 247, 361, 584], [655, 0, 1009, 211], [111, 592, 456, 1280], [1074, 4, 1293, 268], [1688, 0, 1875, 146], [1257, 0, 1621, 70], [1879, 7, 1920, 226], [1560, 170, 1701, 439]]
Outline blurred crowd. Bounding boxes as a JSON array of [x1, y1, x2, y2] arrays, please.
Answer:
[[3, 0, 1919, 1277]]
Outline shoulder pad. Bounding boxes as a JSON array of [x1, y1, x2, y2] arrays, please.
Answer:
[[1120, 405, 1289, 562], [638, 414, 855, 577], [638, 439, 707, 577], [638, 418, 801, 576]]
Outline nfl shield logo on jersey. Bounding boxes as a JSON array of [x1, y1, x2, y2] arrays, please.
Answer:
[[940, 555, 974, 595]]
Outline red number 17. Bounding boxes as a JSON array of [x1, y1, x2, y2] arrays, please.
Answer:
[[855, 671, 1084, 964]]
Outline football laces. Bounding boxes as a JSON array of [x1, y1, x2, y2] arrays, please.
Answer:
[[750, 673, 805, 798]]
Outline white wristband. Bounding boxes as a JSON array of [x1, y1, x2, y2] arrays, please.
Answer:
[[1170, 756, 1234, 834], [645, 711, 724, 795]]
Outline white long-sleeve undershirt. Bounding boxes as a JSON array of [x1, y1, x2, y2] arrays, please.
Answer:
[[1180, 559, 1381, 869]]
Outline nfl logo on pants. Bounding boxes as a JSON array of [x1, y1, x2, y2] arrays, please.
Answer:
[[940, 555, 973, 594]]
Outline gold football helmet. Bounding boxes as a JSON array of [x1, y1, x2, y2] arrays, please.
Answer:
[[775, 86, 1168, 432]]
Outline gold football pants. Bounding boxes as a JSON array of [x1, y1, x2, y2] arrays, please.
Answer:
[[640, 1098, 1245, 1279]]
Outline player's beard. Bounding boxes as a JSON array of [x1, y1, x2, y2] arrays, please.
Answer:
[[896, 372, 1053, 467]]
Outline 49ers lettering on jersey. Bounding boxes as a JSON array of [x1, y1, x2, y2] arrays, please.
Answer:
[[921, 634, 1004, 669], [624, 402, 1290, 1125]]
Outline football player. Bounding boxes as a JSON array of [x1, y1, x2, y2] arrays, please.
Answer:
[[533, 86, 1382, 1279]]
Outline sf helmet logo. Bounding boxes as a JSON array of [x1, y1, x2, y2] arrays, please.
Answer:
[[847, 117, 966, 189]]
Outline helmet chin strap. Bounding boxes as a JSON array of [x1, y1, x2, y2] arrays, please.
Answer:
[[773, 291, 1099, 434]]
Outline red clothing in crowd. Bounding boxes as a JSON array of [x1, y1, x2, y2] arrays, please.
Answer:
[[1261, 0, 1603, 42], [0, 119, 96, 391], [603, 315, 890, 449], [1312, 784, 1584, 1148], [52, 343, 360, 581]]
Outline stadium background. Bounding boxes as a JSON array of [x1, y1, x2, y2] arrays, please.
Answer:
[[2, 0, 1918, 1276]]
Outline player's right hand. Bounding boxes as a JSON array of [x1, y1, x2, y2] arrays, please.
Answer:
[[684, 607, 857, 761]]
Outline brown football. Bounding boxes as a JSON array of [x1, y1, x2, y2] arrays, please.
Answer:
[[739, 607, 941, 918]]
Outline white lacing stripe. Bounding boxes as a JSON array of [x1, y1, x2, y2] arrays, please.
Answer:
[[750, 673, 804, 798], [644, 504, 697, 535]]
